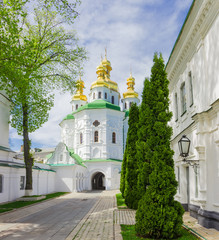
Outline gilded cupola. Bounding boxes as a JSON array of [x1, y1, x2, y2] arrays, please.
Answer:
[[72, 76, 87, 101], [123, 73, 139, 99], [90, 51, 119, 92]]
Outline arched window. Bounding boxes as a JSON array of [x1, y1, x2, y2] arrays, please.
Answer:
[[111, 96, 114, 104], [76, 104, 78, 110], [98, 92, 101, 99], [129, 102, 132, 108], [94, 131, 98, 142], [0, 175, 3, 193], [93, 93, 95, 99], [105, 92, 107, 99], [125, 102, 127, 109], [80, 133, 83, 144], [112, 132, 116, 144]]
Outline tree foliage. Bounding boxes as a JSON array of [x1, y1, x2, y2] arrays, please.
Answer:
[[124, 103, 139, 209], [135, 78, 152, 202], [135, 53, 184, 239], [120, 147, 127, 197], [0, 0, 86, 190]]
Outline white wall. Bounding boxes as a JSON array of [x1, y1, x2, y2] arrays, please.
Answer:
[[0, 166, 55, 203], [0, 91, 10, 149]]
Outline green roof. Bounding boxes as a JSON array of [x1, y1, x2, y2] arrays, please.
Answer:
[[74, 100, 121, 113], [67, 147, 86, 167], [63, 113, 75, 121], [0, 145, 15, 152], [124, 110, 129, 118], [48, 163, 75, 167], [0, 162, 55, 172], [83, 158, 122, 163], [166, 0, 195, 68]]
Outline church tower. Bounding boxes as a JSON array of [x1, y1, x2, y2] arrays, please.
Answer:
[[121, 73, 139, 110], [71, 76, 87, 111], [90, 51, 120, 105]]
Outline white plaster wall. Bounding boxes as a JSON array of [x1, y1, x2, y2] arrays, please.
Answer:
[[89, 87, 120, 106], [0, 91, 10, 148], [52, 165, 87, 192], [73, 109, 125, 160], [85, 161, 121, 190], [0, 166, 55, 203], [167, 1, 219, 213], [121, 97, 140, 111]]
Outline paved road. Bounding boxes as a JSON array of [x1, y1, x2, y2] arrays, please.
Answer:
[[0, 191, 102, 240]]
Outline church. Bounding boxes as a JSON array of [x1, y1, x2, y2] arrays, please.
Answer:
[[45, 55, 139, 192]]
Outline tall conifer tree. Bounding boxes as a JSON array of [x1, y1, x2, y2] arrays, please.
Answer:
[[120, 149, 127, 197], [124, 103, 139, 209], [136, 78, 152, 202], [135, 53, 184, 239]]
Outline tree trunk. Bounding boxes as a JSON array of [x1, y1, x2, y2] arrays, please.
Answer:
[[22, 102, 33, 190]]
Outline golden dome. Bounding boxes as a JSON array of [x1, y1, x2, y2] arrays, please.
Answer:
[[123, 73, 139, 99], [90, 55, 118, 92], [72, 76, 87, 101]]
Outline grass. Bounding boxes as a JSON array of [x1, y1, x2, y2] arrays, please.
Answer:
[[0, 192, 68, 213], [121, 225, 199, 240], [116, 193, 127, 209]]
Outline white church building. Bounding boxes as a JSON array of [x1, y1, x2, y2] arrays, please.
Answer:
[[46, 56, 139, 192], [0, 56, 139, 203]]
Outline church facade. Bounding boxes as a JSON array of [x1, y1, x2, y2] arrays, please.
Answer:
[[45, 56, 139, 192]]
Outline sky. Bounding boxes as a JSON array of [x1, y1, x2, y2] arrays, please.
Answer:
[[9, 0, 194, 152]]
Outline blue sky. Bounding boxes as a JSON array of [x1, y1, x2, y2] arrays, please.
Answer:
[[9, 0, 194, 151]]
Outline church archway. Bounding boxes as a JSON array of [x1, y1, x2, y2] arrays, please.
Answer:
[[92, 172, 105, 190]]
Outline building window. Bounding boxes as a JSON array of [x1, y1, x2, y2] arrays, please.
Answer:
[[80, 133, 83, 144], [98, 92, 101, 99], [195, 166, 198, 198], [20, 176, 25, 190], [105, 92, 107, 99], [177, 167, 180, 194], [112, 132, 116, 143], [93, 93, 95, 99], [125, 102, 127, 109], [175, 93, 178, 121], [189, 72, 193, 106], [94, 131, 98, 142], [111, 96, 114, 104], [76, 104, 78, 110], [129, 102, 132, 108], [180, 82, 186, 115], [0, 175, 3, 193], [60, 154, 63, 161]]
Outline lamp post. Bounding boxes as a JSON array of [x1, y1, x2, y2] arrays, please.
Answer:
[[178, 135, 199, 169]]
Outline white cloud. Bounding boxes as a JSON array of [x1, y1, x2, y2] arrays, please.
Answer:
[[9, 0, 194, 150]]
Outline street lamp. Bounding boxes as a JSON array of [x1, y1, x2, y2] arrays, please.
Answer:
[[178, 135, 199, 169], [178, 135, 190, 158]]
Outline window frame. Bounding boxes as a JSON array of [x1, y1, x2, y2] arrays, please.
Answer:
[[112, 132, 116, 144], [111, 96, 114, 104], [98, 92, 101, 99], [80, 132, 83, 144], [94, 131, 98, 142], [105, 92, 107, 99], [175, 93, 178, 121], [189, 71, 194, 107], [180, 82, 186, 116], [20, 176, 25, 190], [0, 175, 3, 193]]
